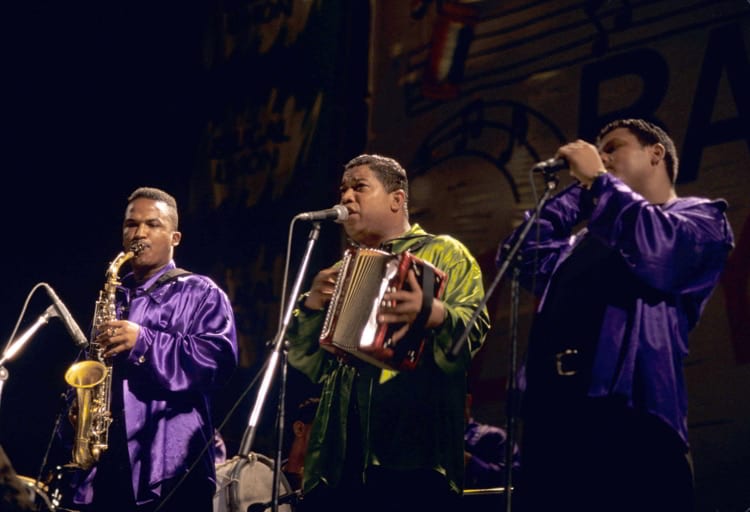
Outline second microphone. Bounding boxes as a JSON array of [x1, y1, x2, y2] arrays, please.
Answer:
[[295, 205, 349, 222], [532, 157, 569, 173]]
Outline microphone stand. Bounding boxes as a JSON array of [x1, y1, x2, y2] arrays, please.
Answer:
[[229, 221, 323, 512], [503, 265, 521, 512], [448, 170, 559, 512], [246, 489, 302, 512], [0, 305, 56, 414]]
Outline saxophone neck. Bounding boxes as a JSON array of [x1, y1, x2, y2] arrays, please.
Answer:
[[105, 242, 144, 282]]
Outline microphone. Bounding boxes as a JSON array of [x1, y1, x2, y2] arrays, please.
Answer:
[[42, 284, 88, 348], [295, 204, 349, 223], [532, 157, 568, 173]]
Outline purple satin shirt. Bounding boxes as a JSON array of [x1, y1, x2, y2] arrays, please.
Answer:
[[75, 261, 238, 505], [498, 175, 734, 446]]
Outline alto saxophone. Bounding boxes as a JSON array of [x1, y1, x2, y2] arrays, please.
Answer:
[[64, 241, 144, 470]]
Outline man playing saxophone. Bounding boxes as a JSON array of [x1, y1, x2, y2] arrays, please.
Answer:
[[67, 187, 238, 512]]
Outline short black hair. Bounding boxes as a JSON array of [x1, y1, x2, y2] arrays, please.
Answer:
[[344, 154, 409, 202], [127, 186, 179, 229], [596, 119, 679, 184]]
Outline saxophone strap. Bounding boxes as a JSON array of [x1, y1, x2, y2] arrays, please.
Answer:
[[144, 267, 193, 295]]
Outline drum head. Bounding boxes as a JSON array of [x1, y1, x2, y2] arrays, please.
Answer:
[[214, 453, 293, 512]]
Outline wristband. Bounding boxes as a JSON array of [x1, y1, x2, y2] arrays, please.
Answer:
[[411, 264, 436, 332], [297, 292, 323, 315]]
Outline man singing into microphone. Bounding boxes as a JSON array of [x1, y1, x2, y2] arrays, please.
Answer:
[[286, 154, 490, 512], [499, 119, 734, 511]]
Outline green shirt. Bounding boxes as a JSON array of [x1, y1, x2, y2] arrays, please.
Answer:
[[287, 224, 490, 495]]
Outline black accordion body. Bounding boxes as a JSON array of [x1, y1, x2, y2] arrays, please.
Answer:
[[319, 247, 447, 371]]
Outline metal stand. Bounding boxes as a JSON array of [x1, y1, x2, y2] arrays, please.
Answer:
[[449, 170, 559, 512], [229, 221, 323, 512], [504, 266, 521, 512]]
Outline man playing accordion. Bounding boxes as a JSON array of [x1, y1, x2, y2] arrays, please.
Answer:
[[287, 154, 490, 512]]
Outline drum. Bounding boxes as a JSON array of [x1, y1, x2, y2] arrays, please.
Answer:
[[213, 453, 294, 512], [17, 475, 57, 511]]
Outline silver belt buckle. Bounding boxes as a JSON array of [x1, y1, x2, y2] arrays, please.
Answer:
[[555, 349, 579, 376]]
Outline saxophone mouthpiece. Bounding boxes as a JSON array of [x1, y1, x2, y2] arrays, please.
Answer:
[[130, 241, 146, 255]]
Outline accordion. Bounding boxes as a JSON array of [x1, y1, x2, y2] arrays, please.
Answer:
[[319, 247, 447, 371]]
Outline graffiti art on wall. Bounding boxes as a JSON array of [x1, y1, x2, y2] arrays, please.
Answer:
[[399, 0, 750, 116]]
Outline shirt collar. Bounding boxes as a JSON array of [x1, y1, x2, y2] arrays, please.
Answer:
[[355, 223, 431, 253]]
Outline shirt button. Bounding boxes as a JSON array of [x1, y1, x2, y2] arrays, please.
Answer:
[[138, 355, 146, 364]]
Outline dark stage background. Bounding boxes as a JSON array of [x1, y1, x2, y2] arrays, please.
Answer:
[[1, 2, 749, 511], [0, 1, 207, 478], [0, 0, 366, 482]]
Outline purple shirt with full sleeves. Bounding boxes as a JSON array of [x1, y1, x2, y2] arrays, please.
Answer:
[[75, 261, 238, 505], [498, 174, 734, 445]]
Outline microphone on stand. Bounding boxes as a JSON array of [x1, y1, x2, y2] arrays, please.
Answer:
[[42, 284, 88, 348], [532, 157, 568, 173], [294, 205, 349, 223]]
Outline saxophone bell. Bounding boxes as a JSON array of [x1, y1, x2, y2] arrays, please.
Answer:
[[64, 360, 109, 470]]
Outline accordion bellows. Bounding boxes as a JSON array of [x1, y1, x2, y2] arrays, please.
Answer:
[[320, 247, 446, 371]]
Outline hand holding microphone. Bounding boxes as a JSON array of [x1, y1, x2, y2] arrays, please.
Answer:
[[535, 140, 607, 188], [532, 157, 569, 174]]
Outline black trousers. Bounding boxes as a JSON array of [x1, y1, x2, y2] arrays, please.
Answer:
[[81, 454, 213, 512], [516, 397, 694, 512]]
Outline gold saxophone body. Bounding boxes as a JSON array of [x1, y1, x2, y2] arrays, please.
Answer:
[[64, 242, 143, 470]]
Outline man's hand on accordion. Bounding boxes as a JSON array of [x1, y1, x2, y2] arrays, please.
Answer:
[[379, 269, 446, 343], [304, 266, 340, 311]]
